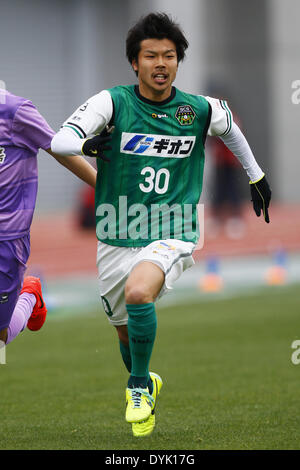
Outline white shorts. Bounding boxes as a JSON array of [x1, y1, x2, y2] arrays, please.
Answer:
[[96, 239, 195, 326]]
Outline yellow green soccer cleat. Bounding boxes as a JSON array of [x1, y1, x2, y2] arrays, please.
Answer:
[[132, 372, 163, 437], [125, 387, 154, 423]]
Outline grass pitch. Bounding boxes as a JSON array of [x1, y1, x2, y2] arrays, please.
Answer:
[[1, 283, 300, 450]]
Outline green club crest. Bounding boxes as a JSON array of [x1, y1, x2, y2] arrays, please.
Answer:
[[175, 105, 196, 126]]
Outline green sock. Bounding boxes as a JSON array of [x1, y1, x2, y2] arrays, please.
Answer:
[[119, 340, 153, 393], [119, 340, 132, 373], [126, 303, 157, 389]]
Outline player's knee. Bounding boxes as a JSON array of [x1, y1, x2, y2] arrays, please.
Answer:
[[125, 282, 152, 305], [0, 328, 8, 344]]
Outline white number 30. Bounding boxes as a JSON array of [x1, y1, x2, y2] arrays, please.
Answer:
[[139, 166, 170, 194]]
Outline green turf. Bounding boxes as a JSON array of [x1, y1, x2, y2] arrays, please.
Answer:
[[1, 284, 300, 450]]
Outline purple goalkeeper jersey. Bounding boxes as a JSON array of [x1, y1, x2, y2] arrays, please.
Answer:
[[0, 90, 55, 240]]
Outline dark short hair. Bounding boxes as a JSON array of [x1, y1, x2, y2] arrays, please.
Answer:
[[126, 12, 189, 65]]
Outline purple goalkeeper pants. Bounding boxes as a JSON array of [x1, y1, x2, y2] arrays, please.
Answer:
[[0, 235, 30, 330]]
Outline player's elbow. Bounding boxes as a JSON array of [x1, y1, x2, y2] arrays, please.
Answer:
[[50, 133, 61, 155], [50, 128, 80, 156]]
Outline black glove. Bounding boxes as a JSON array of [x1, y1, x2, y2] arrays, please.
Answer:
[[250, 175, 272, 223], [81, 127, 112, 162]]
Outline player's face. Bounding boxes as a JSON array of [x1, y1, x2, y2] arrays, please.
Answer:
[[132, 38, 178, 102]]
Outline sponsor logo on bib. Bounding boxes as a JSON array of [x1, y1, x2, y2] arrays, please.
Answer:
[[151, 112, 169, 119], [120, 133, 196, 158]]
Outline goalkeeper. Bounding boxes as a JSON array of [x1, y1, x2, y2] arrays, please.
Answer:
[[51, 12, 271, 437]]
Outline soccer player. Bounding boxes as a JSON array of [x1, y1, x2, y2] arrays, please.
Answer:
[[51, 12, 271, 437], [0, 88, 97, 350]]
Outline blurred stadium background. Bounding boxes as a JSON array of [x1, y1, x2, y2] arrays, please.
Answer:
[[1, 0, 299, 301], [1, 0, 300, 450]]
